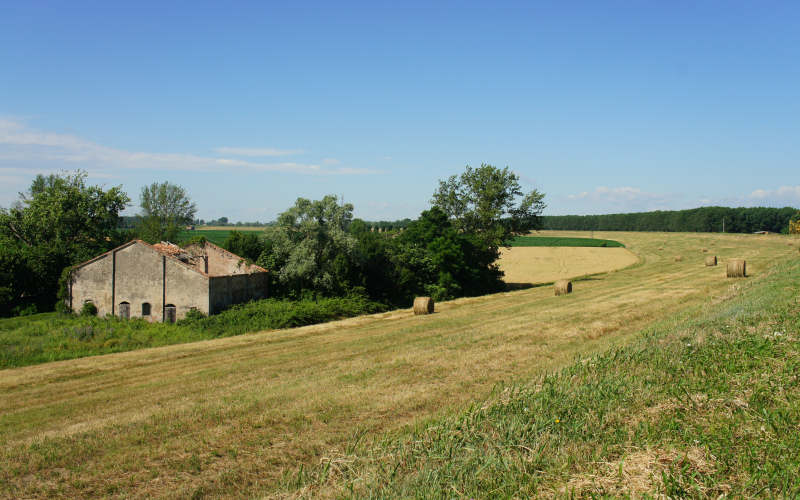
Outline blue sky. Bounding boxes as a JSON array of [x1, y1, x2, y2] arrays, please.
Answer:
[[2, 1, 799, 221]]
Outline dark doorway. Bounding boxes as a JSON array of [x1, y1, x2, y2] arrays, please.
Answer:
[[142, 302, 151, 317], [119, 301, 130, 319], [164, 304, 177, 324]]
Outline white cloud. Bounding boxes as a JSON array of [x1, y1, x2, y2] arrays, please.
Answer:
[[563, 186, 679, 213], [0, 118, 374, 176], [213, 146, 303, 157], [747, 185, 800, 205], [322, 157, 341, 165], [567, 186, 666, 203]]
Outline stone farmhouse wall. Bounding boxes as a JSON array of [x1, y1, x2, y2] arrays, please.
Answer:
[[68, 240, 268, 322]]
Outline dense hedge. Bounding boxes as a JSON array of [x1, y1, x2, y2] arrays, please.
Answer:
[[542, 206, 797, 233]]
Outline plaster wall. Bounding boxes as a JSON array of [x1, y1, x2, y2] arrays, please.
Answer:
[[70, 253, 113, 316], [164, 256, 210, 319], [209, 273, 269, 314], [114, 242, 168, 322]]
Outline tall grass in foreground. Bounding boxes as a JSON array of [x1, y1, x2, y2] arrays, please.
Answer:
[[285, 260, 800, 498], [0, 296, 386, 369]]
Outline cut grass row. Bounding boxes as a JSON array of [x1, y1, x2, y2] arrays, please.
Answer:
[[286, 257, 800, 497]]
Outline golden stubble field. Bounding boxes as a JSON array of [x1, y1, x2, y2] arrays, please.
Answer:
[[0, 231, 796, 498], [499, 245, 639, 285]]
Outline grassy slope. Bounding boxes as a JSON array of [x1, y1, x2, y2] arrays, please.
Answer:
[[510, 235, 624, 247], [0, 232, 796, 498], [301, 259, 800, 498], [0, 297, 385, 369]]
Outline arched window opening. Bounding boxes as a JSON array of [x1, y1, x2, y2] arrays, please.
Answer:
[[164, 304, 177, 324], [119, 301, 130, 319], [142, 302, 151, 316]]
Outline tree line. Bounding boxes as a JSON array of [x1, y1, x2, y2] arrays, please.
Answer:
[[1, 164, 545, 316], [542, 206, 798, 234]]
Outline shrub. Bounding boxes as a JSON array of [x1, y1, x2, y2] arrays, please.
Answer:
[[183, 308, 206, 321], [80, 302, 98, 317]]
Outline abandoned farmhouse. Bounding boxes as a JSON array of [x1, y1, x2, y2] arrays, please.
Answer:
[[67, 240, 269, 322]]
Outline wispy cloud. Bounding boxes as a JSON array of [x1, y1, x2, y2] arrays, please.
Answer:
[[561, 186, 681, 213], [0, 118, 375, 176], [213, 146, 303, 157], [748, 185, 800, 203], [322, 157, 340, 165], [567, 186, 670, 204]]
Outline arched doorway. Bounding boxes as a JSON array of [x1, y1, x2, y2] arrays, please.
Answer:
[[119, 301, 130, 319], [164, 304, 177, 324]]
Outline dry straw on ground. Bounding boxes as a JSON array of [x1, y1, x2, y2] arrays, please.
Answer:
[[413, 297, 434, 315], [705, 256, 717, 266], [554, 280, 572, 296], [726, 259, 746, 278]]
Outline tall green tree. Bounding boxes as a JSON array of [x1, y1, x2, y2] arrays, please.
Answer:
[[394, 207, 504, 302], [432, 163, 546, 250], [258, 195, 359, 297], [0, 171, 129, 315], [137, 182, 197, 242], [222, 230, 267, 261]]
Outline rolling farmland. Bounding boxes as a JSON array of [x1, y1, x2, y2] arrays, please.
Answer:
[[0, 231, 796, 498]]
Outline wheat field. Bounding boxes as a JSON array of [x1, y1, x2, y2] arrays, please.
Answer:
[[0, 231, 795, 498]]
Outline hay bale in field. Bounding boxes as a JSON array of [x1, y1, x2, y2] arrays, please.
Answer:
[[726, 259, 746, 278], [413, 297, 434, 315], [554, 279, 572, 296], [705, 255, 717, 266], [657, 247, 664, 251], [674, 255, 683, 262], [701, 248, 708, 253]]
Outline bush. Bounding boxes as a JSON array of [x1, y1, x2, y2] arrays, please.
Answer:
[[55, 300, 72, 315], [16, 303, 38, 316], [80, 302, 98, 317], [183, 308, 206, 321]]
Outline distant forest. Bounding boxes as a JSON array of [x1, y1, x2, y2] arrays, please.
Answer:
[[541, 206, 798, 234]]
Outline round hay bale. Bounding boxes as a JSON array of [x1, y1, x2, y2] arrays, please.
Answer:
[[726, 259, 746, 278], [701, 248, 708, 253], [674, 255, 683, 262], [413, 297, 434, 315], [705, 255, 717, 266], [657, 247, 664, 251], [554, 280, 572, 296]]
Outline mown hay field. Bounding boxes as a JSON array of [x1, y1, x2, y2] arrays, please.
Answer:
[[499, 245, 639, 285], [0, 231, 796, 498]]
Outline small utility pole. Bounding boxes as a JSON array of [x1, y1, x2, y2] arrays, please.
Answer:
[[722, 217, 725, 233]]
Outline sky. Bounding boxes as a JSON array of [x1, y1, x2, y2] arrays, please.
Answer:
[[1, 1, 799, 222]]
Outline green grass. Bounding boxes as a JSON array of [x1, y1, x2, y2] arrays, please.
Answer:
[[0, 296, 386, 369], [510, 235, 625, 247], [177, 229, 235, 246], [286, 259, 800, 497]]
